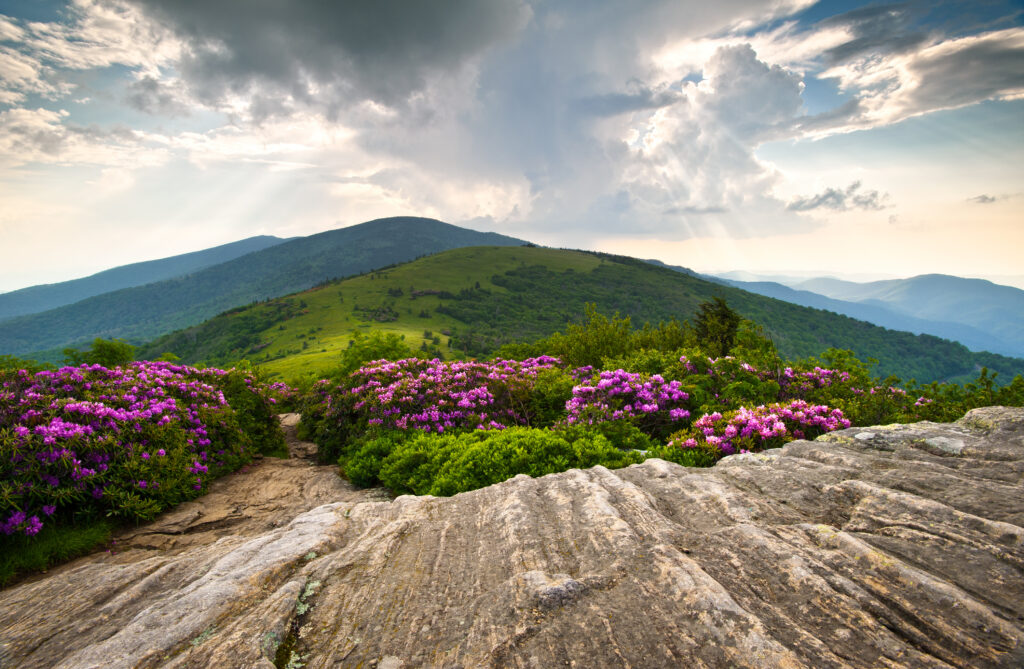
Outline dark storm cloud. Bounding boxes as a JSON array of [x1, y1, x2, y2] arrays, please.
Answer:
[[125, 76, 189, 116], [819, 3, 929, 64], [787, 181, 889, 212], [123, 0, 531, 112], [903, 33, 1024, 114]]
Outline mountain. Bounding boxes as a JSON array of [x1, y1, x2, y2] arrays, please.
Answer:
[[790, 274, 1024, 358], [0, 217, 525, 359], [719, 279, 1019, 358], [137, 246, 1024, 384], [714, 270, 898, 284], [0, 235, 289, 322]]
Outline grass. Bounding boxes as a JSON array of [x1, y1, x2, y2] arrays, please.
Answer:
[[0, 519, 114, 588], [253, 247, 601, 380]]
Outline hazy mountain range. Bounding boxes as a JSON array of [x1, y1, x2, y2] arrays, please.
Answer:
[[714, 272, 1024, 358], [0, 235, 289, 320]]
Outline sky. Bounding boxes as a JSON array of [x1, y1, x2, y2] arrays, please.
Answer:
[[0, 0, 1022, 292]]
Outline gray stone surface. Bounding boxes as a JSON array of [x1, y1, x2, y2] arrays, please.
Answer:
[[1, 407, 1023, 668]]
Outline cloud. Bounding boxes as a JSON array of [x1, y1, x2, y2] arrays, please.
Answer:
[[13, 0, 180, 73], [594, 43, 810, 237], [122, 0, 532, 118], [0, 106, 169, 168], [1, 0, 1019, 261], [0, 45, 70, 104], [0, 1, 181, 109], [818, 27, 1024, 131], [787, 181, 890, 212], [819, 3, 929, 63], [124, 76, 190, 116], [969, 194, 998, 204]]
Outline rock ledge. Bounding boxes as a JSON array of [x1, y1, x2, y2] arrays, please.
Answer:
[[1, 407, 1022, 668]]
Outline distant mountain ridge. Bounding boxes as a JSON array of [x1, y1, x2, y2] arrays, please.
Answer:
[[707, 272, 1024, 359], [0, 235, 289, 322], [722, 279, 1017, 356], [0, 217, 525, 358], [795, 274, 1024, 358]]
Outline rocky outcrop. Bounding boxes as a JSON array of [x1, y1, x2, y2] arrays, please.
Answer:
[[1, 407, 1023, 668]]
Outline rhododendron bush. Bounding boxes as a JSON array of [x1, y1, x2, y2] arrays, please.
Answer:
[[0, 362, 285, 540], [293, 344, 1024, 493], [300, 356, 570, 463], [299, 354, 862, 490], [564, 369, 691, 440], [666, 400, 851, 458]]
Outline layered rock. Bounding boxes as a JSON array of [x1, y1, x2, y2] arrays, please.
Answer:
[[1, 407, 1022, 668]]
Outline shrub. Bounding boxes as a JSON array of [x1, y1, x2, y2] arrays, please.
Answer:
[[541, 303, 634, 369], [62, 338, 136, 367], [336, 330, 424, 379], [524, 367, 577, 428], [664, 400, 851, 462], [0, 362, 285, 546], [375, 427, 644, 496], [564, 368, 692, 440], [302, 356, 565, 463], [556, 420, 656, 452], [341, 433, 399, 487]]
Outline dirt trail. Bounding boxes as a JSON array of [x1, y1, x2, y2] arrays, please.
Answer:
[[104, 413, 391, 556]]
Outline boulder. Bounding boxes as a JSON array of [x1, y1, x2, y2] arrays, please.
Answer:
[[1, 407, 1022, 668]]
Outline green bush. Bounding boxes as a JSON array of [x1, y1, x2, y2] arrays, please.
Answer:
[[62, 338, 135, 367], [217, 369, 288, 458], [341, 433, 400, 487], [557, 421, 656, 452], [524, 367, 577, 428], [373, 427, 644, 497], [0, 354, 53, 374], [646, 442, 721, 467], [336, 330, 425, 379]]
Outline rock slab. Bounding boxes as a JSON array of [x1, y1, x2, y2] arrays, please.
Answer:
[[1, 407, 1023, 668]]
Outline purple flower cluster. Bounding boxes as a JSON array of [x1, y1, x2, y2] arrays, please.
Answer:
[[779, 366, 851, 394], [336, 356, 563, 433], [1, 361, 265, 537], [668, 400, 851, 456], [566, 369, 690, 436]]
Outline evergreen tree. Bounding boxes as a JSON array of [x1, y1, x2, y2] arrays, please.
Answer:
[[694, 297, 741, 357]]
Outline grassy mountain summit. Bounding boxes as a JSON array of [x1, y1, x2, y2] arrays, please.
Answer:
[[137, 246, 1024, 384], [0, 217, 524, 360], [0, 235, 288, 322]]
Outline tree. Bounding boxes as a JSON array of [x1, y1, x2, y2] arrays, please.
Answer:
[[694, 297, 741, 358], [336, 330, 425, 378], [545, 303, 633, 368], [63, 338, 136, 368]]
